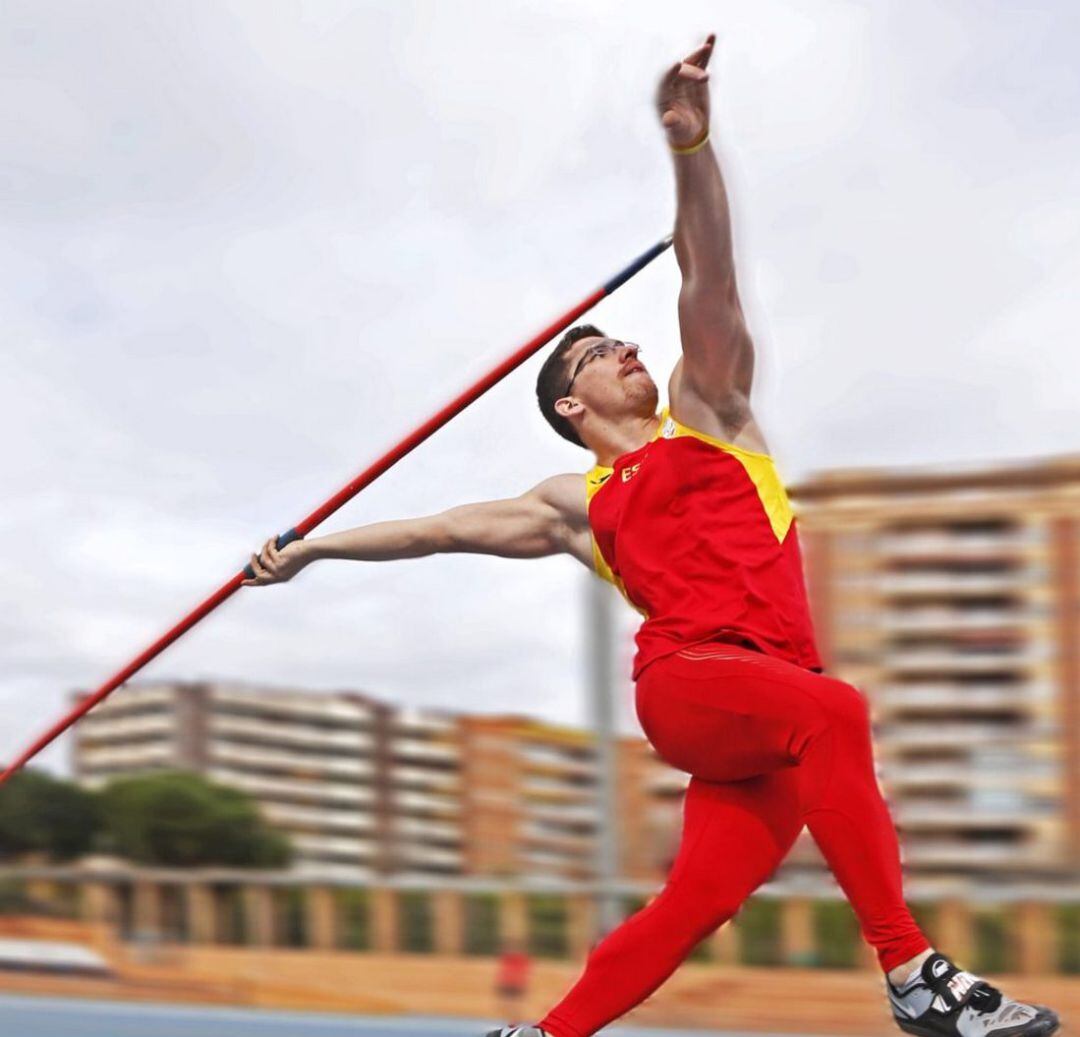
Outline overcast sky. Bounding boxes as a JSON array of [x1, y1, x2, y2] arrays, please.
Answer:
[[3, 1, 1078, 774]]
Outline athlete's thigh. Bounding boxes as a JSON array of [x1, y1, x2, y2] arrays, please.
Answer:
[[635, 646, 828, 783], [667, 770, 804, 895]]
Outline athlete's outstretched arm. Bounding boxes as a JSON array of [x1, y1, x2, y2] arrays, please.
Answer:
[[241, 474, 594, 586], [656, 34, 756, 427]]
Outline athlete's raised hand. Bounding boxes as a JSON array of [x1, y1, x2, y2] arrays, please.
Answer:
[[242, 536, 313, 587], [655, 33, 715, 149]]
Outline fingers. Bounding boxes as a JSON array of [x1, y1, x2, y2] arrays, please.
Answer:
[[240, 552, 265, 587], [679, 63, 708, 82], [658, 60, 708, 102], [661, 33, 715, 93], [661, 57, 709, 90], [684, 33, 716, 70], [241, 537, 280, 587]]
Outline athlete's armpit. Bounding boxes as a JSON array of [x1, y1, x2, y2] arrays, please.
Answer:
[[537, 472, 594, 569], [667, 356, 771, 457]]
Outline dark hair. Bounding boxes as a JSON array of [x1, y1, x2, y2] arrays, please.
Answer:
[[535, 323, 604, 449]]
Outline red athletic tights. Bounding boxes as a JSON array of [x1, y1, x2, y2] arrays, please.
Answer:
[[537, 642, 931, 1037]]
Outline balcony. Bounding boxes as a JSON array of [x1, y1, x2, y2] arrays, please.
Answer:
[[521, 743, 596, 767], [87, 686, 175, 714], [523, 758, 597, 782], [526, 802, 597, 827], [880, 650, 1042, 675], [207, 768, 375, 805], [879, 572, 1030, 597], [392, 765, 461, 790], [290, 833, 376, 859], [210, 713, 374, 752], [78, 743, 176, 770], [289, 860, 376, 881], [881, 607, 1042, 633], [521, 823, 594, 851], [208, 740, 374, 779], [397, 844, 464, 867], [900, 840, 1049, 867], [393, 817, 461, 841], [880, 760, 1061, 787], [878, 531, 1040, 557], [521, 848, 586, 869], [873, 685, 1041, 712], [392, 790, 461, 815], [391, 708, 457, 735], [77, 714, 174, 743], [877, 721, 1048, 749], [893, 803, 1048, 828], [390, 738, 460, 764], [210, 687, 374, 726], [260, 803, 377, 834], [521, 778, 596, 803]]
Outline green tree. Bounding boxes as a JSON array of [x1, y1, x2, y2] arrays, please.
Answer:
[[100, 771, 291, 868], [0, 769, 100, 861]]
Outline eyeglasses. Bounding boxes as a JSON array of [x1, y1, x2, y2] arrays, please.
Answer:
[[563, 340, 642, 397]]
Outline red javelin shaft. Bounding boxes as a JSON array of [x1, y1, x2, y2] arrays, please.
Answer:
[[1, 233, 673, 784]]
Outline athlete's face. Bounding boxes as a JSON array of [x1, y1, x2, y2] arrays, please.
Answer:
[[559, 336, 659, 417]]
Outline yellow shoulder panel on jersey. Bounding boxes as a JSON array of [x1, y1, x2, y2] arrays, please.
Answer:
[[585, 465, 612, 503], [583, 466, 648, 617], [658, 406, 793, 543]]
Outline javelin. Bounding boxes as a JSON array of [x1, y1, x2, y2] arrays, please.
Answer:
[[1, 233, 674, 784]]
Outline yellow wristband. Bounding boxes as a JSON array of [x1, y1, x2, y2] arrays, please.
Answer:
[[670, 128, 710, 155]]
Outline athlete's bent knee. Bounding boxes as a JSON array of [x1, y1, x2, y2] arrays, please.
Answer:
[[824, 678, 872, 731]]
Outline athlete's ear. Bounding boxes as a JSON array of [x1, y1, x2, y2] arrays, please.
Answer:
[[554, 396, 583, 420]]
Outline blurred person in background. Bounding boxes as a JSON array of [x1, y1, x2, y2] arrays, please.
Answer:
[[495, 938, 533, 1026], [244, 33, 1060, 1037]]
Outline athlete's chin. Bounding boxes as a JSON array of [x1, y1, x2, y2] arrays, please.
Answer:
[[629, 382, 659, 411]]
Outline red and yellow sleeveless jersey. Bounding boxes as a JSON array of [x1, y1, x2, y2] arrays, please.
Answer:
[[585, 405, 823, 681]]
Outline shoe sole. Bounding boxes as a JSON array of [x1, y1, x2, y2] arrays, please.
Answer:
[[895, 1012, 1061, 1037]]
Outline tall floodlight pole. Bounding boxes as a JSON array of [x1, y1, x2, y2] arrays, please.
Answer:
[[587, 569, 623, 940]]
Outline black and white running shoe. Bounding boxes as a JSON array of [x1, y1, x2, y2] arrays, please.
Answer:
[[483, 1028, 548, 1037], [886, 952, 1059, 1037]]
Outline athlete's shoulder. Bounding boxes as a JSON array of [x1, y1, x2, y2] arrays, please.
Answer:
[[529, 471, 589, 522]]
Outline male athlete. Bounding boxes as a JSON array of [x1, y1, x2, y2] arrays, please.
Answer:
[[244, 34, 1060, 1037]]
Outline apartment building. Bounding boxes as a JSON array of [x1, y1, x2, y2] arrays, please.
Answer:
[[73, 681, 466, 878], [72, 680, 684, 881], [457, 715, 688, 881], [385, 705, 465, 876], [790, 455, 1080, 881]]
